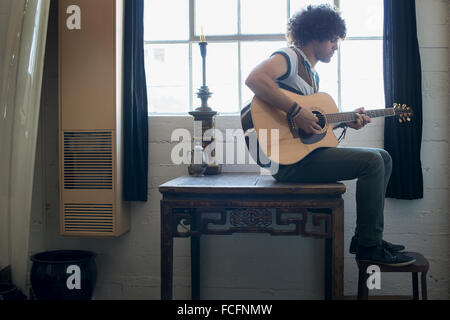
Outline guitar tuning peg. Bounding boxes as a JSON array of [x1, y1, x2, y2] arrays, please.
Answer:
[[407, 118, 411, 122], [399, 118, 403, 123], [393, 103, 398, 107]]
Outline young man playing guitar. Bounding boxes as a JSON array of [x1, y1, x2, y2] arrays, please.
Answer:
[[245, 4, 415, 266]]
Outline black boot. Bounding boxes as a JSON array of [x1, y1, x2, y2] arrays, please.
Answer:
[[356, 244, 415, 267], [350, 235, 406, 254]]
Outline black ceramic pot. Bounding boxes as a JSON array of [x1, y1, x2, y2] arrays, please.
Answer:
[[30, 250, 97, 300]]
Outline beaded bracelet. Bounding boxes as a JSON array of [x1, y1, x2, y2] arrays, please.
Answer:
[[287, 102, 300, 117], [290, 107, 302, 121], [286, 103, 302, 138]]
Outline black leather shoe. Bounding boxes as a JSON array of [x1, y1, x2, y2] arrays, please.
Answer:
[[349, 235, 406, 254], [356, 245, 415, 267]]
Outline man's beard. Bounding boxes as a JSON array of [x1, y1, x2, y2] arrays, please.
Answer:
[[319, 53, 334, 63]]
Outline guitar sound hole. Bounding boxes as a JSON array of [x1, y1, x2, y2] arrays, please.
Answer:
[[313, 111, 326, 129], [298, 111, 326, 139]]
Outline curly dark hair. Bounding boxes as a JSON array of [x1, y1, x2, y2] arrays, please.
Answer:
[[287, 4, 347, 47]]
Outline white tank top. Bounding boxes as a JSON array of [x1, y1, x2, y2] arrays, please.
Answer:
[[271, 47, 320, 96]]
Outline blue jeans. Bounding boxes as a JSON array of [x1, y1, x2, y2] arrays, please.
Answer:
[[273, 147, 392, 247]]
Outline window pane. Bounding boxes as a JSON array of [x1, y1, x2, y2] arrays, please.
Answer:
[[340, 40, 385, 112], [290, 0, 335, 16], [315, 57, 338, 105], [144, 0, 189, 41], [241, 0, 286, 35], [340, 0, 383, 37], [192, 43, 239, 113], [241, 41, 287, 105], [145, 44, 190, 113], [196, 0, 238, 36]]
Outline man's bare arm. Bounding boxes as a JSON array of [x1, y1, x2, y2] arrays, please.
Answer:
[[245, 54, 295, 114], [245, 54, 321, 134]]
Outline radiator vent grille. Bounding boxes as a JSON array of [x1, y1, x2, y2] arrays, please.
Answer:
[[63, 132, 113, 190], [63, 203, 114, 234]]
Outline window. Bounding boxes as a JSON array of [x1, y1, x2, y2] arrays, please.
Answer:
[[144, 0, 384, 114]]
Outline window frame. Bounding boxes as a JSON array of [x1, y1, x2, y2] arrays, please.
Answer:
[[144, 0, 383, 115]]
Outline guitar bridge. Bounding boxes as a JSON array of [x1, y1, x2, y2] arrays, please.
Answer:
[[287, 116, 300, 139]]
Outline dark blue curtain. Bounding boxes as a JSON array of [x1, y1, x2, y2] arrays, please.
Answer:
[[123, 0, 149, 202], [383, 0, 423, 199]]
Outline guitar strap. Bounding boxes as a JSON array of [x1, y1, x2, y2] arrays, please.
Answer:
[[240, 50, 306, 168], [240, 102, 271, 168], [292, 48, 320, 93]]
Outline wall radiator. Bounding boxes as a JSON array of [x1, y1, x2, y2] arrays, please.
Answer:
[[59, 0, 130, 237]]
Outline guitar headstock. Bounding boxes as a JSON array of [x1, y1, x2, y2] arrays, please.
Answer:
[[393, 103, 414, 123]]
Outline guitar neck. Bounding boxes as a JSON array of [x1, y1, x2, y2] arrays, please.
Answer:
[[326, 108, 396, 125]]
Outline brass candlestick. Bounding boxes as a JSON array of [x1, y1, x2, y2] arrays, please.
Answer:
[[195, 41, 214, 112], [189, 40, 221, 175]]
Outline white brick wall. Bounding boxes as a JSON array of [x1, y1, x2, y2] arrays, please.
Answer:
[[26, 0, 449, 300]]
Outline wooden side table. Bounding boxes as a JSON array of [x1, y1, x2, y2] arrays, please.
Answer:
[[159, 173, 346, 300]]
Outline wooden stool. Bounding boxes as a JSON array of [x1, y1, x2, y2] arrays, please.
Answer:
[[357, 252, 429, 300]]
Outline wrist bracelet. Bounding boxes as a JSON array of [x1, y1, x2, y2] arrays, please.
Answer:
[[287, 102, 300, 117], [291, 107, 302, 120]]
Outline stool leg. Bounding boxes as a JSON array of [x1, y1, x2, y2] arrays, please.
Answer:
[[412, 272, 419, 300], [357, 268, 369, 300], [421, 272, 428, 300]]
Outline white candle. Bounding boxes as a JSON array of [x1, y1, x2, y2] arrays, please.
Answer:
[[201, 26, 206, 42]]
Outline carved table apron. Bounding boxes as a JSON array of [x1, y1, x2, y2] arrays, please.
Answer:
[[159, 173, 346, 300]]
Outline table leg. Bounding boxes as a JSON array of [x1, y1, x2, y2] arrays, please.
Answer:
[[332, 203, 344, 300], [325, 238, 332, 300], [190, 209, 201, 300], [161, 202, 173, 300]]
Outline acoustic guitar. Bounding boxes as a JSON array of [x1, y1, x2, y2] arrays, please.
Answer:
[[250, 89, 414, 165]]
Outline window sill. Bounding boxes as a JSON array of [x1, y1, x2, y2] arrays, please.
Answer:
[[147, 113, 241, 118]]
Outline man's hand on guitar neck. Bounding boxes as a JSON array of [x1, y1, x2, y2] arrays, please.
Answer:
[[347, 107, 372, 130], [294, 107, 323, 135]]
